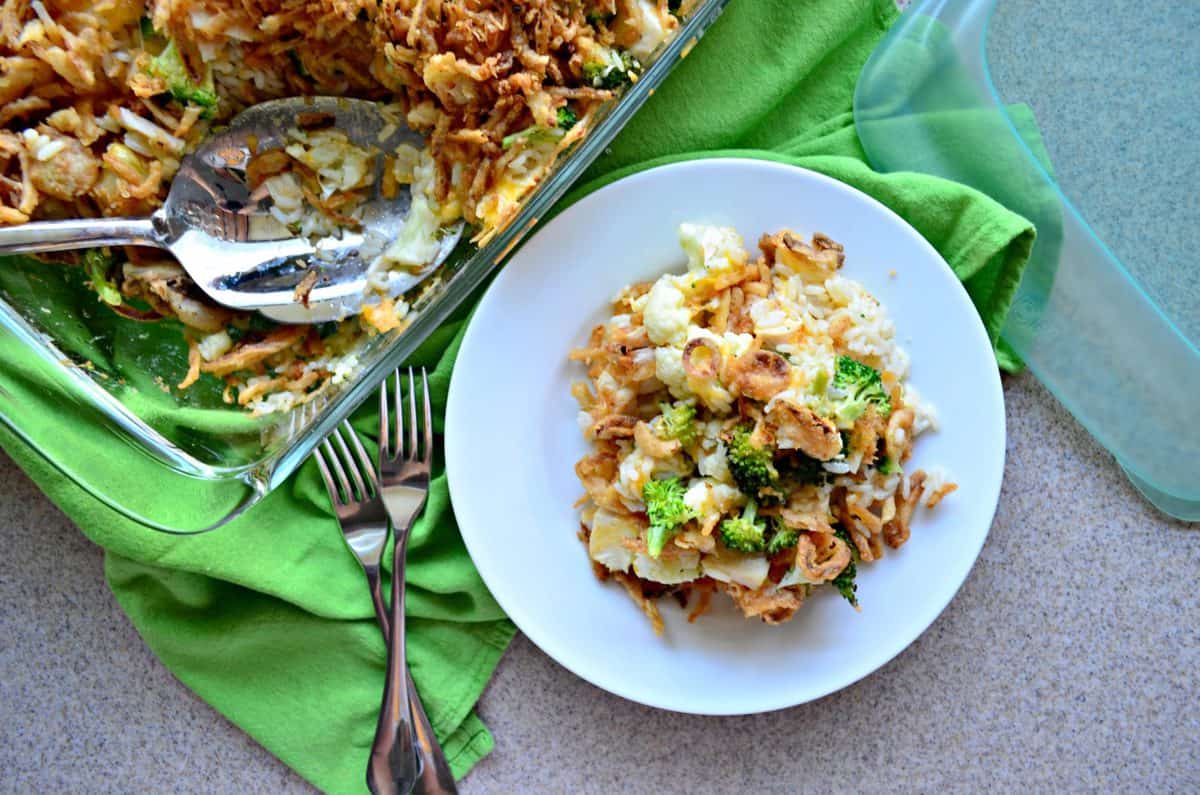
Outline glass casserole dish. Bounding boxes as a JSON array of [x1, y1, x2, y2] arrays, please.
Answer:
[[0, 0, 732, 532], [854, 0, 1199, 519]]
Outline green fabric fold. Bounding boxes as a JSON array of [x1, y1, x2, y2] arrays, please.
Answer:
[[0, 0, 1042, 792]]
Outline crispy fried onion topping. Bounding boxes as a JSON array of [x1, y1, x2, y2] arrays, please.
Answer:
[[759, 229, 845, 281], [767, 402, 842, 461], [634, 419, 680, 458], [730, 349, 790, 402], [589, 414, 638, 440], [793, 531, 851, 582], [681, 337, 722, 381], [718, 581, 805, 625]]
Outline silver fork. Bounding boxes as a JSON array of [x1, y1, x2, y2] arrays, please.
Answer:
[[313, 421, 391, 633], [371, 369, 457, 795], [313, 413, 452, 794]]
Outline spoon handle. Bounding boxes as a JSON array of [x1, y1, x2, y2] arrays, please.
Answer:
[[0, 216, 162, 256]]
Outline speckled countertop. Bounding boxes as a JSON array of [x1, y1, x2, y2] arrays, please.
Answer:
[[2, 1, 1198, 792]]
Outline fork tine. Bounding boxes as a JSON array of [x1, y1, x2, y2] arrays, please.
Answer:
[[321, 438, 353, 502], [392, 368, 403, 460], [421, 367, 432, 466], [378, 377, 390, 461], [331, 427, 368, 501], [341, 419, 378, 489], [407, 368, 418, 460], [312, 443, 341, 505]]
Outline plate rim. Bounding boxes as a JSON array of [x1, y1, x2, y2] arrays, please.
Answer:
[[446, 156, 1006, 715]]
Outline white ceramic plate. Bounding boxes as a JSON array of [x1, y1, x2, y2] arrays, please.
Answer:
[[445, 158, 1005, 715]]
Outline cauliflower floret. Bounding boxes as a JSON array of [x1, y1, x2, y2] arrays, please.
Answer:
[[679, 223, 749, 276], [654, 346, 694, 401], [685, 325, 755, 360], [689, 374, 733, 415], [701, 547, 770, 589], [196, 330, 233, 362], [633, 550, 701, 584], [692, 420, 735, 485], [619, 0, 679, 62], [682, 478, 744, 523], [375, 192, 440, 270], [422, 53, 480, 106], [777, 566, 822, 588], [696, 441, 733, 485], [639, 277, 692, 346], [588, 509, 641, 572], [374, 150, 441, 271]]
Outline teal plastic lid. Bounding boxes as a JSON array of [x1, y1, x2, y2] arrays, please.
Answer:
[[854, 0, 1199, 519]]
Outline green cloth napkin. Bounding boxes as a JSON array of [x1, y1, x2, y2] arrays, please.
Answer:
[[0, 0, 1038, 792]]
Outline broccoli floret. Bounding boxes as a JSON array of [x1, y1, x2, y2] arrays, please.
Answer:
[[758, 452, 825, 507], [726, 424, 778, 496], [556, 106, 579, 130], [501, 106, 579, 149], [138, 16, 158, 40], [82, 249, 122, 306], [656, 400, 700, 448], [877, 456, 899, 475], [780, 451, 826, 486], [643, 476, 694, 558], [830, 355, 892, 427], [288, 48, 311, 79], [582, 48, 641, 89], [247, 313, 280, 333], [147, 39, 218, 110], [719, 499, 767, 553], [501, 125, 564, 149], [765, 520, 799, 556], [831, 527, 859, 608]]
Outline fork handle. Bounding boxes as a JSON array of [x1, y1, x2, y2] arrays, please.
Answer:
[[365, 572, 458, 794], [0, 216, 164, 255], [367, 535, 421, 795], [405, 671, 458, 795]]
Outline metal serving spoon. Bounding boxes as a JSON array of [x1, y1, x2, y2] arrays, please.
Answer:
[[0, 96, 463, 323]]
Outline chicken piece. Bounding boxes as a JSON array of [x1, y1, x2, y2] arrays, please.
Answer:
[[27, 135, 98, 200], [0, 57, 54, 107], [767, 403, 842, 461]]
